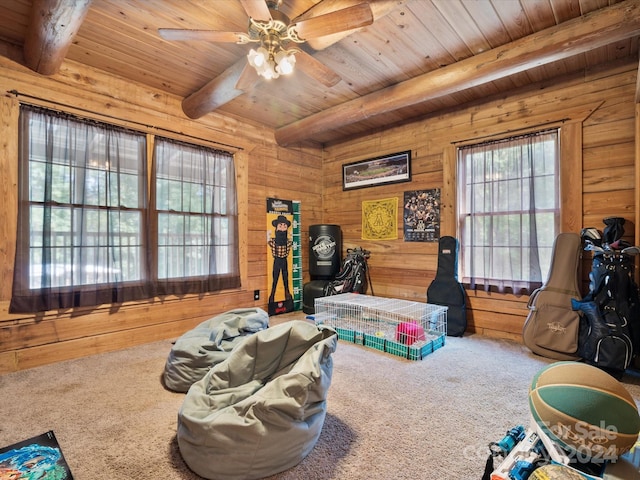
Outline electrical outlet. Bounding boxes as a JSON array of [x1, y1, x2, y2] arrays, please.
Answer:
[[253, 290, 260, 300]]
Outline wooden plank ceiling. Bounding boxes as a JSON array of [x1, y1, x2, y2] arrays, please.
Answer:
[[0, 0, 638, 146]]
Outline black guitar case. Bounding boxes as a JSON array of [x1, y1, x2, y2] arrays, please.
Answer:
[[427, 236, 467, 336]]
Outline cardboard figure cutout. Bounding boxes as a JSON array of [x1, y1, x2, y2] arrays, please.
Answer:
[[266, 198, 299, 315], [268, 214, 293, 304]]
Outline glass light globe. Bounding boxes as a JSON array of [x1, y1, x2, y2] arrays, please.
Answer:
[[275, 50, 296, 75], [261, 60, 279, 79], [247, 47, 268, 68]]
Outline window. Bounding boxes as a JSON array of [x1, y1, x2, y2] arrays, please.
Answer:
[[10, 106, 239, 313], [152, 137, 239, 296], [457, 129, 559, 293]]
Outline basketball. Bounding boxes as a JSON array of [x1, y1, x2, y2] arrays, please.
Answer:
[[529, 464, 585, 480], [529, 361, 640, 460]]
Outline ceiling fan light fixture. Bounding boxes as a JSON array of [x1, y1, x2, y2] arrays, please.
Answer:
[[274, 49, 296, 75], [260, 61, 279, 80], [247, 46, 268, 68], [247, 42, 296, 80]]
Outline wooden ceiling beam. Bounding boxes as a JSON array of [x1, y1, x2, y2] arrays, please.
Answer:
[[23, 0, 93, 75], [182, 58, 252, 120], [275, 0, 640, 146]]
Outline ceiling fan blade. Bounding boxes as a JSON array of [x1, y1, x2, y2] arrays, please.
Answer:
[[239, 0, 272, 21], [291, 3, 373, 40], [158, 29, 245, 43], [235, 62, 260, 91], [299, 1, 404, 51], [293, 49, 341, 87]]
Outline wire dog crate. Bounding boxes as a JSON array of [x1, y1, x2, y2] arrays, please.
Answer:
[[313, 293, 447, 360]]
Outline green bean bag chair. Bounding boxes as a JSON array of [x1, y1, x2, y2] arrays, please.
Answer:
[[177, 320, 338, 480], [163, 307, 269, 393]]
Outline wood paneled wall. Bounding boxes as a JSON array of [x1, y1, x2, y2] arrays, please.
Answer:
[[0, 55, 323, 373], [0, 55, 637, 372], [322, 60, 639, 342]]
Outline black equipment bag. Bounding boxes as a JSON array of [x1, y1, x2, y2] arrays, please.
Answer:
[[324, 247, 371, 296], [303, 247, 372, 314], [574, 249, 640, 378], [602, 216, 625, 245], [590, 250, 640, 347], [427, 236, 466, 336]]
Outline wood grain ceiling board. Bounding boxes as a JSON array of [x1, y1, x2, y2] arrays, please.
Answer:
[[0, 0, 636, 145]]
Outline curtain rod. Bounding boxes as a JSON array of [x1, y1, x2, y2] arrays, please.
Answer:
[[7, 90, 243, 152], [450, 118, 569, 146]]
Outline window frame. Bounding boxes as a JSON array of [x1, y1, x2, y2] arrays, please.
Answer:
[[10, 105, 240, 313], [455, 128, 561, 294], [151, 136, 240, 296]]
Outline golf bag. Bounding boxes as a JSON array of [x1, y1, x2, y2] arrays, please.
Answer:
[[573, 219, 640, 377], [323, 247, 371, 296]]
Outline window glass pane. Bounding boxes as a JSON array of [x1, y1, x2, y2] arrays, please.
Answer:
[[24, 108, 146, 290], [154, 138, 237, 281], [457, 130, 559, 291]]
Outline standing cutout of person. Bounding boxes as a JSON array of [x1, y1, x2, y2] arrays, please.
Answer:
[[268, 215, 293, 304]]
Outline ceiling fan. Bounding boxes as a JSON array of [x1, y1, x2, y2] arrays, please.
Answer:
[[158, 0, 375, 118]]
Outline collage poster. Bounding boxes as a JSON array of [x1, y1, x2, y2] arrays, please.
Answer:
[[403, 189, 441, 242]]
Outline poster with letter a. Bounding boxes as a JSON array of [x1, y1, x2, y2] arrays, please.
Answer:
[[266, 198, 301, 315]]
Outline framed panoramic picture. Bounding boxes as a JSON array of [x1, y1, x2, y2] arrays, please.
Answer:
[[343, 150, 411, 190]]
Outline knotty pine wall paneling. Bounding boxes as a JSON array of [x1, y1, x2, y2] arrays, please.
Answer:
[[322, 59, 638, 342], [0, 56, 322, 373]]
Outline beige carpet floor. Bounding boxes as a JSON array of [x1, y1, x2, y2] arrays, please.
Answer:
[[1, 316, 640, 479]]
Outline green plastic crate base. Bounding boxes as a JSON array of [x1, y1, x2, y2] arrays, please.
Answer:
[[335, 328, 445, 360], [363, 333, 386, 352], [407, 336, 446, 360], [384, 339, 409, 358], [335, 327, 355, 342]]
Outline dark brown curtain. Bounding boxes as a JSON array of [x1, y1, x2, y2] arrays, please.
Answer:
[[10, 107, 239, 313]]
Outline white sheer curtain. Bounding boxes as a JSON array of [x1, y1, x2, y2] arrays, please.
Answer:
[[10, 107, 240, 313], [11, 106, 150, 312], [457, 130, 559, 294], [152, 137, 239, 296]]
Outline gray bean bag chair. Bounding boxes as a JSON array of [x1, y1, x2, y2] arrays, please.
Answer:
[[163, 307, 269, 392], [177, 320, 338, 480]]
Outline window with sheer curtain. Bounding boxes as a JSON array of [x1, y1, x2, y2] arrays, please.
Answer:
[[457, 129, 560, 294], [152, 137, 239, 296], [10, 106, 239, 313]]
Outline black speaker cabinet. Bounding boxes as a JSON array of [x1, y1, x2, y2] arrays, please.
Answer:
[[309, 224, 341, 280]]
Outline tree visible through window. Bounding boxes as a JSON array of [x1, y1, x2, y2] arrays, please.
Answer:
[[457, 129, 559, 293], [10, 106, 239, 313]]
